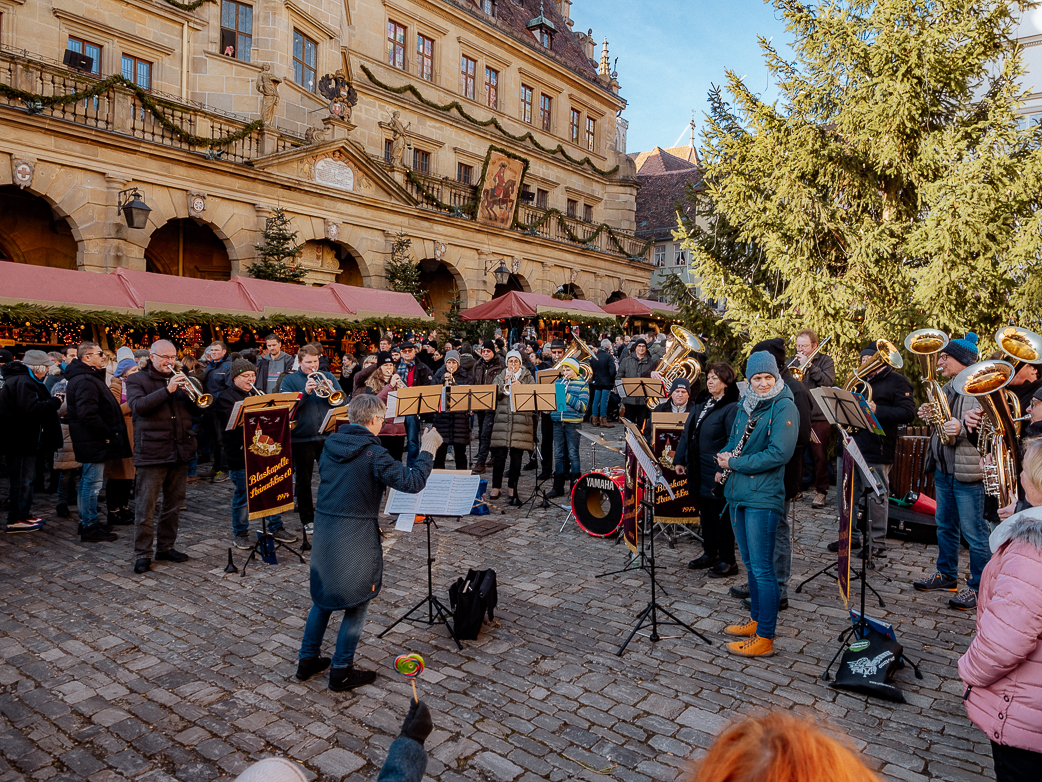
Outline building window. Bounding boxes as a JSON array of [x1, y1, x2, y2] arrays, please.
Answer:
[[457, 163, 473, 184], [413, 149, 430, 173], [293, 30, 317, 91], [674, 248, 687, 266], [569, 109, 580, 145], [585, 117, 596, 151], [481, 0, 495, 15], [484, 67, 498, 109], [460, 55, 476, 100], [583, 204, 593, 223], [538, 28, 552, 49], [536, 189, 548, 208], [540, 94, 552, 132], [385, 139, 394, 162], [387, 21, 406, 69], [121, 54, 151, 89], [566, 199, 577, 218], [67, 36, 101, 75], [654, 245, 666, 267], [520, 84, 533, 124], [220, 0, 252, 62], [416, 34, 433, 81]]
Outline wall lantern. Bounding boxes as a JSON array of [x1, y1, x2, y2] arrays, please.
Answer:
[[119, 188, 152, 229]]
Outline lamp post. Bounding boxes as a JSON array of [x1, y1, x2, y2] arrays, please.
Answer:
[[118, 188, 151, 229]]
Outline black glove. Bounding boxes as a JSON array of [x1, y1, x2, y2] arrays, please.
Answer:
[[400, 699, 433, 745]]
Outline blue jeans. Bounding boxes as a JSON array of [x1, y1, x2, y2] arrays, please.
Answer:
[[732, 506, 781, 639], [592, 389, 610, 419], [404, 415, 421, 469], [229, 469, 283, 536], [77, 462, 106, 529], [299, 602, 369, 668], [934, 470, 990, 590], [553, 422, 581, 475], [6, 455, 36, 524]]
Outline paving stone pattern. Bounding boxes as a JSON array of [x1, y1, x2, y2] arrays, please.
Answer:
[[0, 439, 994, 781]]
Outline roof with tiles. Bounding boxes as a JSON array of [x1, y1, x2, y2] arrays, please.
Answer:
[[630, 146, 699, 175], [632, 145, 703, 240]]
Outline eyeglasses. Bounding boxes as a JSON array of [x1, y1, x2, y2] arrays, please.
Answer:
[[151, 353, 177, 360], [84, 351, 103, 358]]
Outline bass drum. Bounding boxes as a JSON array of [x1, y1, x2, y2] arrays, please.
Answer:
[[570, 468, 626, 537]]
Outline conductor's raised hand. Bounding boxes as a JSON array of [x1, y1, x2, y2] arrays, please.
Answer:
[[420, 426, 443, 454]]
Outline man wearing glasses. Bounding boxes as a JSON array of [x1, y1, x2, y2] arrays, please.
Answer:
[[125, 340, 197, 574], [65, 341, 131, 543]]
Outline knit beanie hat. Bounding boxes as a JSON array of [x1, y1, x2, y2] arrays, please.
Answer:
[[745, 351, 780, 381], [376, 351, 395, 368], [444, 350, 461, 366], [115, 358, 138, 378], [559, 357, 581, 376], [860, 343, 879, 358], [670, 377, 691, 394], [506, 349, 523, 366], [632, 337, 648, 347], [1033, 385, 1042, 403], [751, 338, 786, 373], [116, 346, 135, 364], [943, 332, 979, 368], [229, 359, 256, 380], [481, 340, 495, 353]]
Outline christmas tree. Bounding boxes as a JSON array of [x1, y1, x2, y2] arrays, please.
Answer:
[[250, 208, 308, 284], [385, 231, 427, 306], [680, 0, 1042, 376]]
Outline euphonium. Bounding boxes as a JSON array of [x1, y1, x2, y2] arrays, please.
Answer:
[[552, 335, 595, 381], [309, 372, 346, 406], [954, 360, 1022, 507], [904, 329, 955, 446], [648, 325, 705, 407], [843, 338, 903, 403], [175, 372, 213, 408]]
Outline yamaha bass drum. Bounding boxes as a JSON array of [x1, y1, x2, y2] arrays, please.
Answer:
[[570, 468, 626, 537]]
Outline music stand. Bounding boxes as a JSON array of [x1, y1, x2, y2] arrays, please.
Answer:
[[616, 378, 664, 400], [506, 385, 561, 510], [442, 384, 496, 474], [613, 418, 711, 655], [394, 387, 444, 417], [321, 407, 351, 434]]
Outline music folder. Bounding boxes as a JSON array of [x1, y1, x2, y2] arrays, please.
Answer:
[[510, 384, 558, 413], [442, 384, 497, 413], [394, 386, 444, 416], [226, 392, 302, 430], [321, 407, 352, 434]]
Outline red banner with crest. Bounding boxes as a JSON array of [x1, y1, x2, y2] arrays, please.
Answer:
[[243, 407, 295, 520]]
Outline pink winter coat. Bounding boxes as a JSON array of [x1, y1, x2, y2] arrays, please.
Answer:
[[958, 510, 1042, 753]]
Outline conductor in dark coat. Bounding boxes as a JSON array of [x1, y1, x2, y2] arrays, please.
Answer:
[[296, 393, 442, 693]]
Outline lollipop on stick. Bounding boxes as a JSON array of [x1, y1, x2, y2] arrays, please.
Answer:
[[394, 653, 425, 702]]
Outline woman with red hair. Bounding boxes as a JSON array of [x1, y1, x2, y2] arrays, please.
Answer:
[[686, 713, 880, 782]]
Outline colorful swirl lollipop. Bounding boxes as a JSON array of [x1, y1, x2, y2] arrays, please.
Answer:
[[394, 653, 425, 701]]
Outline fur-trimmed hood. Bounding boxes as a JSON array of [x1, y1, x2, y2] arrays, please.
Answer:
[[990, 506, 1042, 553]]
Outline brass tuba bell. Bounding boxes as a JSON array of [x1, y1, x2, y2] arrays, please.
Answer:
[[954, 360, 1022, 507], [904, 328, 955, 445], [553, 335, 595, 381], [843, 339, 903, 403], [648, 325, 705, 406]]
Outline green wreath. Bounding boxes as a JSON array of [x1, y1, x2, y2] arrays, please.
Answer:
[[512, 207, 652, 258]]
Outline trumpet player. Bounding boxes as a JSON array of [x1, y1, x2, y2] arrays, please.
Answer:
[[912, 333, 990, 611], [125, 340, 197, 575], [793, 329, 836, 509], [394, 341, 434, 469], [281, 346, 345, 537]]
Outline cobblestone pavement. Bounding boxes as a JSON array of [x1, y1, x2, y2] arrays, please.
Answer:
[[1, 437, 993, 782]]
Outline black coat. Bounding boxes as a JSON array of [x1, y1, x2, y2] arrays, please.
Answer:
[[126, 363, 198, 466], [204, 356, 233, 396], [472, 355, 504, 386], [399, 360, 433, 388], [851, 366, 916, 465], [431, 365, 472, 445], [0, 362, 62, 456], [590, 349, 617, 389], [216, 384, 250, 471], [674, 383, 740, 497], [65, 359, 131, 464]]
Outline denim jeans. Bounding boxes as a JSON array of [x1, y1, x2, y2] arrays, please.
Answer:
[[229, 469, 283, 537], [592, 389, 610, 419], [404, 415, 421, 469], [553, 422, 581, 475], [732, 506, 781, 639], [57, 469, 78, 506], [6, 454, 36, 524], [934, 470, 990, 590], [299, 601, 369, 669], [77, 462, 106, 529]]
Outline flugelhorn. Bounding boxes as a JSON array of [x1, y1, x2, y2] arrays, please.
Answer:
[[954, 360, 1021, 507], [788, 336, 830, 382], [648, 325, 705, 407], [843, 338, 903, 403], [175, 373, 213, 408], [309, 372, 345, 406], [904, 329, 955, 445]]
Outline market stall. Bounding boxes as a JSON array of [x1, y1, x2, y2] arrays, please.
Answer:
[[458, 290, 615, 343], [601, 296, 681, 335]]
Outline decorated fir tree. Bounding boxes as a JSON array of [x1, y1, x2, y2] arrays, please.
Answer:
[[679, 0, 1042, 377], [250, 208, 307, 284], [385, 231, 426, 306]]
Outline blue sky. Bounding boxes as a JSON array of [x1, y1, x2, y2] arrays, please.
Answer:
[[576, 0, 791, 154]]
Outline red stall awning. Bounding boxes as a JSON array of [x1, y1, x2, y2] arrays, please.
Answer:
[[601, 297, 679, 319], [459, 290, 609, 321], [0, 262, 142, 314]]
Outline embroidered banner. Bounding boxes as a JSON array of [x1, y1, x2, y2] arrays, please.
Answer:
[[837, 449, 855, 606], [622, 444, 639, 554], [651, 419, 698, 524], [243, 407, 295, 520]]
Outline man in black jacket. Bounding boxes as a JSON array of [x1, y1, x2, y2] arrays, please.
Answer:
[[0, 351, 62, 533], [534, 340, 564, 479], [618, 338, 655, 430], [396, 341, 434, 469], [66, 341, 131, 543], [589, 340, 617, 428], [126, 340, 198, 574], [470, 341, 504, 474], [793, 329, 836, 508], [202, 341, 232, 482]]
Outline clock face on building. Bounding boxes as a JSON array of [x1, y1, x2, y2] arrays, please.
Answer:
[[191, 196, 205, 213]]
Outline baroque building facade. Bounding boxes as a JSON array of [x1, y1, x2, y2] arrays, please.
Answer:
[[0, 0, 649, 320]]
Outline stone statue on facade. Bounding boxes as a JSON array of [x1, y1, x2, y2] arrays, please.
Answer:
[[388, 110, 410, 167], [257, 64, 281, 126]]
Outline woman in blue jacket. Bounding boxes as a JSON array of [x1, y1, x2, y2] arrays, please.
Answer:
[[715, 351, 798, 658]]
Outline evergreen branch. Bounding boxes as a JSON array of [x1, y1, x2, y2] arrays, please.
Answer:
[[161, 0, 214, 11]]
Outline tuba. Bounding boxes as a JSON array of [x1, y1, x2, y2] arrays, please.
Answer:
[[174, 373, 213, 408], [553, 335, 595, 381], [648, 325, 705, 407], [995, 325, 1042, 371], [904, 329, 955, 445], [954, 360, 1025, 507], [843, 339, 903, 403], [309, 372, 346, 406]]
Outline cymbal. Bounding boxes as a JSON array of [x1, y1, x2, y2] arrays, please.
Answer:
[[578, 429, 624, 453]]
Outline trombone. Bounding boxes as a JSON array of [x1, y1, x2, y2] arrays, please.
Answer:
[[309, 372, 346, 406], [788, 336, 830, 382], [174, 373, 213, 408], [843, 338, 903, 403]]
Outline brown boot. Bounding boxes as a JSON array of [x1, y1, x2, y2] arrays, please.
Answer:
[[726, 635, 775, 657], [600, 417, 615, 428], [590, 415, 600, 427]]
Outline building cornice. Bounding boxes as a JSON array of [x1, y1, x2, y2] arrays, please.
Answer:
[[52, 8, 177, 56]]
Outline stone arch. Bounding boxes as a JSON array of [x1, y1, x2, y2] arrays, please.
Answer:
[[557, 282, 584, 300], [0, 185, 78, 269], [493, 273, 527, 299], [606, 290, 627, 304], [145, 218, 232, 280], [418, 257, 464, 323]]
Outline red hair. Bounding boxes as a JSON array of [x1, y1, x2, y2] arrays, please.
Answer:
[[687, 713, 881, 782]]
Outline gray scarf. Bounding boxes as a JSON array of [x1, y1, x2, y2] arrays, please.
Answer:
[[741, 377, 784, 415]]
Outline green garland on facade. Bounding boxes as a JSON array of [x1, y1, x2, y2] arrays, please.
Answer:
[[361, 64, 620, 177], [513, 207, 652, 258], [406, 169, 479, 216], [0, 74, 263, 149], [161, 0, 213, 11]]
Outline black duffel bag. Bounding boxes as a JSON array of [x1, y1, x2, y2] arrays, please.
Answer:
[[831, 627, 906, 703], [448, 569, 498, 640]]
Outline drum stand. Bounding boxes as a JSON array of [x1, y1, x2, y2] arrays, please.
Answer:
[[617, 473, 710, 655], [378, 515, 462, 650]]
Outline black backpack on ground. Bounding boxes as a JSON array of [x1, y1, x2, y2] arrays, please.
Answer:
[[448, 569, 498, 641]]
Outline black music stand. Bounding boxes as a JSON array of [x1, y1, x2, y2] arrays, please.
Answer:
[[504, 385, 560, 510], [378, 515, 462, 650], [614, 419, 710, 655]]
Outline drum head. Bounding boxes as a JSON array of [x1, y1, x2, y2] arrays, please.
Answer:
[[571, 471, 624, 537]]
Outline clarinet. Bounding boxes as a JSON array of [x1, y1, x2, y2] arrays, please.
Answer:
[[713, 417, 758, 498]]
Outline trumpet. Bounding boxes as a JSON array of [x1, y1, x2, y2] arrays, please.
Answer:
[[247, 382, 264, 397], [444, 369, 455, 387], [788, 336, 830, 382], [174, 373, 213, 408], [843, 338, 903, 403], [954, 360, 1021, 507], [904, 329, 955, 445], [309, 372, 345, 406]]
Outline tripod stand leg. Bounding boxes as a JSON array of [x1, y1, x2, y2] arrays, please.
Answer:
[[616, 602, 654, 656], [655, 605, 713, 645], [821, 625, 856, 681], [795, 563, 837, 594]]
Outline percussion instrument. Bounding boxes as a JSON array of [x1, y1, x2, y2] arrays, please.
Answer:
[[570, 468, 626, 537]]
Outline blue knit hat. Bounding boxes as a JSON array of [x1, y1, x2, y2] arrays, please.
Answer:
[[745, 351, 780, 381], [115, 358, 138, 378], [943, 332, 978, 368]]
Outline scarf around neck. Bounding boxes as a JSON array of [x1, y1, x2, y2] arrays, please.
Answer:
[[741, 377, 784, 415]]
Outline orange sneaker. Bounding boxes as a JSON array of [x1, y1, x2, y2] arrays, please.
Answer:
[[723, 618, 758, 637], [726, 635, 775, 657]]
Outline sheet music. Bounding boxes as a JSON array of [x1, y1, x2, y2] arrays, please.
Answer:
[[625, 429, 675, 499], [226, 400, 244, 430], [385, 391, 405, 423], [384, 473, 480, 516], [395, 514, 415, 531], [839, 430, 884, 496]]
